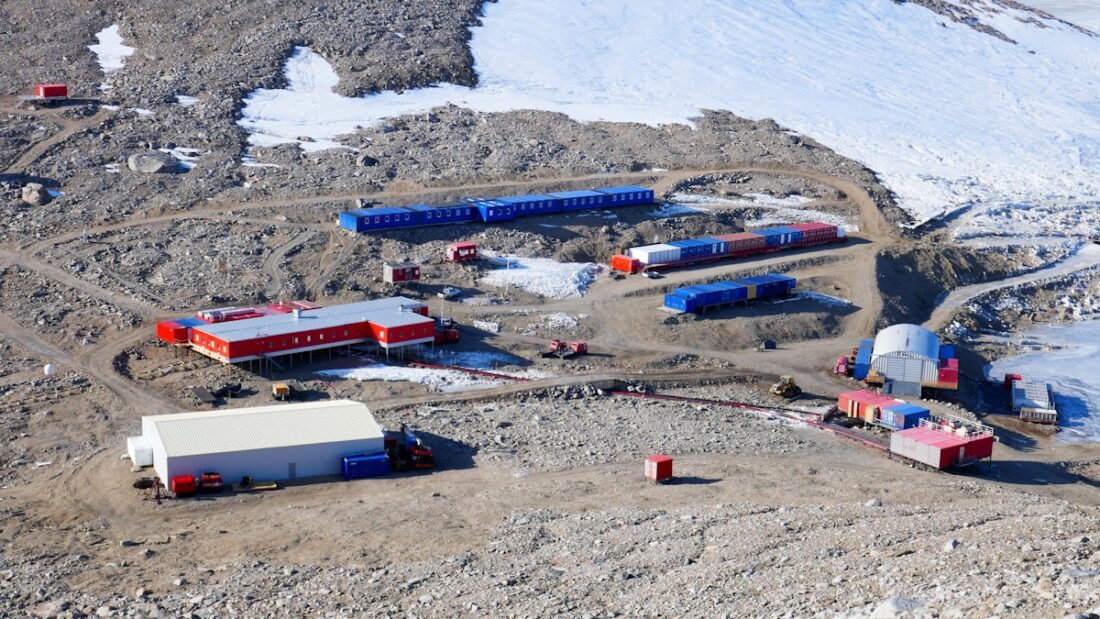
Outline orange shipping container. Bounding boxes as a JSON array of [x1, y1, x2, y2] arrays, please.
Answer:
[[611, 254, 641, 273]]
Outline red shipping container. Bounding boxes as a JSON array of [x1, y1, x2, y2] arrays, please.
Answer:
[[714, 232, 766, 254], [938, 368, 958, 385], [787, 222, 839, 244], [610, 254, 640, 273], [155, 320, 188, 344], [1003, 373, 1023, 389], [837, 389, 877, 416], [34, 84, 67, 99], [645, 455, 673, 482]]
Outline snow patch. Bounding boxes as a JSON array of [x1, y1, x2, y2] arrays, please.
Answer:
[[986, 320, 1100, 443], [175, 95, 199, 107], [318, 361, 548, 392], [649, 202, 708, 218], [88, 25, 135, 74], [672, 192, 857, 230], [159, 147, 203, 171], [480, 256, 599, 299]]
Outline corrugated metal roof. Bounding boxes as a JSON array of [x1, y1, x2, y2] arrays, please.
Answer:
[[369, 313, 435, 328], [872, 324, 939, 361], [1012, 380, 1053, 410], [147, 400, 383, 458], [194, 298, 425, 343]]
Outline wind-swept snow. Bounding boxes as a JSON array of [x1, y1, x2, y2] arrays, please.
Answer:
[[1025, 1, 1100, 32], [88, 25, 135, 74], [238, 1, 1100, 229]]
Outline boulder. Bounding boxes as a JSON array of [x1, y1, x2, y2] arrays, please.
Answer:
[[21, 183, 51, 206], [127, 152, 180, 174]]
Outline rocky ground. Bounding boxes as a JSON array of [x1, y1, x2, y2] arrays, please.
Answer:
[[2, 0, 1100, 617]]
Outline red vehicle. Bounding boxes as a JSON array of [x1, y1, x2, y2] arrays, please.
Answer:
[[198, 472, 224, 493], [384, 425, 434, 471], [170, 475, 197, 497], [445, 242, 478, 262], [569, 341, 588, 354], [33, 84, 68, 101]]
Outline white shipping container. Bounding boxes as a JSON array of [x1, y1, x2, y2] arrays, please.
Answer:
[[627, 243, 681, 265], [127, 436, 153, 467]]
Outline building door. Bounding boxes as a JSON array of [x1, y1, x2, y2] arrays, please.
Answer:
[[288, 462, 297, 479]]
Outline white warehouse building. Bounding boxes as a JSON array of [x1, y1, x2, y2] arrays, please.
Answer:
[[127, 400, 384, 484], [869, 323, 941, 397]]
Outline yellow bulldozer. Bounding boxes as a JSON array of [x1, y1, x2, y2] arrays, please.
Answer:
[[769, 375, 802, 399]]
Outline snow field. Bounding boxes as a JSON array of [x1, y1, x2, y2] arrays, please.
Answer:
[[238, 1, 1100, 231]]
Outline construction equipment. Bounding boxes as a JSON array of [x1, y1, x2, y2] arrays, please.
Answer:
[[769, 375, 802, 399], [541, 339, 569, 358], [758, 340, 777, 351], [198, 472, 224, 493], [561, 341, 588, 359], [384, 424, 434, 471]]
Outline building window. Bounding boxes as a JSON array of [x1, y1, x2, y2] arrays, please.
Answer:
[[293, 337, 299, 344], [307, 335, 312, 343], [343, 329, 348, 337], [319, 333, 324, 341], [373, 217, 379, 224], [384, 215, 390, 222]]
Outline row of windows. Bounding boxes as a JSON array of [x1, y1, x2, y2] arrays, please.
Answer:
[[372, 207, 472, 224], [609, 192, 645, 202]]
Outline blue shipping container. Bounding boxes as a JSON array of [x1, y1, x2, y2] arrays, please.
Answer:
[[938, 344, 956, 360], [597, 185, 655, 206], [342, 452, 390, 480], [853, 338, 874, 380], [738, 274, 797, 299], [339, 211, 363, 231], [879, 402, 931, 430], [472, 199, 516, 222], [549, 189, 608, 212], [495, 194, 559, 217], [663, 292, 694, 313]]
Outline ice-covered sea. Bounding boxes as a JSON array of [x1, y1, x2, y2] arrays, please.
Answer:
[[986, 320, 1100, 442]]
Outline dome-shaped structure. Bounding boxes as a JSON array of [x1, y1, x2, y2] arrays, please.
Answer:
[[871, 324, 939, 361], [869, 324, 942, 397]]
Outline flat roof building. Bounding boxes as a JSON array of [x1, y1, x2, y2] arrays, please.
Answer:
[[128, 400, 385, 483]]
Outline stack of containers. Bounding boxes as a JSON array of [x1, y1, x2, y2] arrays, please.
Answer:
[[494, 194, 559, 216], [787, 222, 841, 244], [667, 237, 728, 260], [853, 339, 874, 379], [662, 275, 792, 312], [879, 401, 932, 430], [937, 344, 959, 386], [628, 243, 681, 265], [737, 274, 797, 300], [715, 231, 766, 254], [836, 390, 903, 424], [753, 226, 801, 247]]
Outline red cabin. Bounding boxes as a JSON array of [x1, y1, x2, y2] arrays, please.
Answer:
[[645, 455, 673, 483], [33, 84, 68, 101], [445, 242, 478, 262], [384, 262, 421, 284]]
